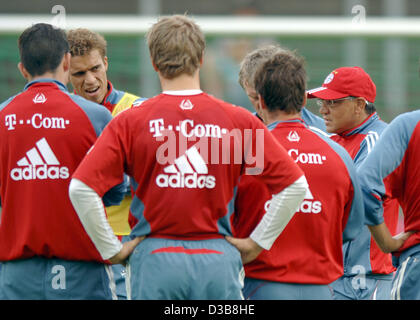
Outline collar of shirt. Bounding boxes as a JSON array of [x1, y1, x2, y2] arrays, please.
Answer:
[[339, 112, 380, 137], [267, 118, 307, 131], [162, 89, 203, 96], [102, 80, 117, 104], [24, 78, 68, 92]]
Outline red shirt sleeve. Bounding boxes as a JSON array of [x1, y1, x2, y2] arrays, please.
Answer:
[[73, 115, 126, 197]]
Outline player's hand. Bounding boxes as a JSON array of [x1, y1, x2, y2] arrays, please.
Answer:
[[225, 236, 263, 264], [383, 231, 413, 253], [369, 223, 414, 253], [109, 236, 144, 265], [393, 231, 414, 241], [391, 231, 414, 250]]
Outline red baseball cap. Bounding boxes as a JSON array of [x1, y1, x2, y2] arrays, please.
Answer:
[[307, 66, 376, 103]]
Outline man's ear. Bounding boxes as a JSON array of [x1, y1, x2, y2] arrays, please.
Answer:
[[62, 52, 71, 72], [17, 62, 31, 80], [258, 94, 267, 111], [103, 55, 109, 71], [200, 51, 204, 67], [355, 97, 366, 115], [150, 58, 159, 72], [257, 94, 270, 125], [302, 92, 307, 107]]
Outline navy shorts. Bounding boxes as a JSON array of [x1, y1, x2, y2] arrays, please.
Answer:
[[0, 257, 116, 300], [126, 237, 244, 300]]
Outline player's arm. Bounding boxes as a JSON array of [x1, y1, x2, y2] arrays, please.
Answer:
[[358, 113, 415, 252], [69, 178, 122, 260], [69, 112, 142, 263], [337, 145, 365, 242], [69, 179, 143, 264], [368, 223, 412, 253], [227, 175, 308, 264]]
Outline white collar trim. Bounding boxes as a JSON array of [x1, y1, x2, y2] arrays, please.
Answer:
[[162, 89, 203, 96]]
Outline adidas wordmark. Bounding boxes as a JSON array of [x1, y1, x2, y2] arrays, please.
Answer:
[[156, 146, 216, 189], [10, 137, 69, 181]]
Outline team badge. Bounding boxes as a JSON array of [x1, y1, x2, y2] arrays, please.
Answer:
[[33, 93, 47, 104], [324, 73, 334, 84], [179, 99, 194, 110], [287, 130, 300, 142]]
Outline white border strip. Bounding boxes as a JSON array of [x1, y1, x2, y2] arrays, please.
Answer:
[[1, 15, 420, 36]]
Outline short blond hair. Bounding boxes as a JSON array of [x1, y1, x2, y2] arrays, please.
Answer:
[[147, 15, 205, 79], [238, 44, 284, 89], [67, 28, 107, 58]]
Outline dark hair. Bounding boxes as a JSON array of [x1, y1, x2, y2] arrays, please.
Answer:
[[365, 102, 376, 115], [254, 49, 306, 114], [18, 23, 69, 76]]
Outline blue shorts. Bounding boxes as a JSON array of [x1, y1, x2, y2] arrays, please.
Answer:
[[112, 264, 127, 300], [330, 275, 392, 300], [0, 263, 3, 300], [243, 277, 333, 300], [0, 257, 116, 300], [391, 246, 420, 300], [113, 235, 136, 300], [126, 237, 244, 300]]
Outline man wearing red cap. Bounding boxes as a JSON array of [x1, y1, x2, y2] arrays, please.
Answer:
[[307, 66, 400, 300]]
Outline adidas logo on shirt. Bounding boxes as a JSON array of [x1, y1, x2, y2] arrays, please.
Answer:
[[264, 187, 322, 214], [297, 187, 322, 214], [155, 146, 216, 189], [10, 137, 69, 181]]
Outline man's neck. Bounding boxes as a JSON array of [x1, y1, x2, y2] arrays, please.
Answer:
[[339, 112, 372, 135], [356, 112, 372, 127], [159, 71, 201, 92], [263, 110, 301, 126], [28, 71, 68, 86]]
